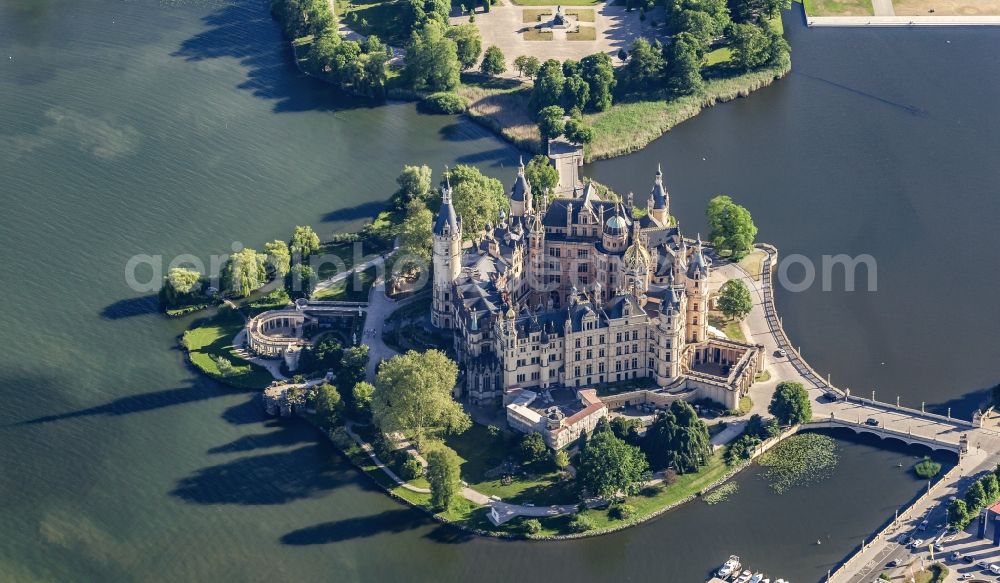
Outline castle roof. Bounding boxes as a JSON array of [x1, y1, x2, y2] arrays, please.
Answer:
[[650, 164, 668, 210], [434, 175, 459, 236], [510, 158, 531, 202]]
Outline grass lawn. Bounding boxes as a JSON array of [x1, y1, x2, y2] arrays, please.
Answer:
[[708, 312, 746, 342], [444, 424, 574, 504], [704, 46, 732, 66], [182, 309, 274, 390], [801, 0, 874, 16], [738, 396, 752, 415], [341, 0, 411, 45], [912, 563, 948, 583], [523, 27, 554, 40], [510, 0, 601, 5], [737, 248, 767, 280], [522, 8, 552, 22], [565, 8, 595, 21], [313, 265, 377, 301], [755, 370, 771, 382], [566, 26, 597, 40]]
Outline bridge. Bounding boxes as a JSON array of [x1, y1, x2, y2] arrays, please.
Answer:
[[803, 416, 963, 454]]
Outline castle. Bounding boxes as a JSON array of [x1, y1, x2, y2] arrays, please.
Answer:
[[431, 157, 764, 415]]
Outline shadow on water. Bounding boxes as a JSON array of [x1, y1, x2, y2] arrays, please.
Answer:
[[171, 1, 376, 114], [171, 442, 353, 505], [280, 508, 429, 544], [321, 200, 387, 224], [926, 384, 1000, 421], [100, 294, 160, 320], [19, 380, 225, 425], [207, 421, 315, 454], [454, 147, 517, 168]]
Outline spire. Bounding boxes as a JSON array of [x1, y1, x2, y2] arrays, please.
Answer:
[[518, 155, 525, 174], [650, 164, 668, 210], [433, 166, 459, 236]]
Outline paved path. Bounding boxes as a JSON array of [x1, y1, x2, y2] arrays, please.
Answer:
[[871, 0, 896, 16]]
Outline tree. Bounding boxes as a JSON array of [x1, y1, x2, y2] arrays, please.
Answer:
[[396, 164, 433, 204], [525, 155, 559, 197], [167, 267, 201, 295], [519, 432, 549, 467], [426, 446, 462, 510], [768, 382, 811, 426], [224, 247, 268, 297], [304, 335, 342, 372], [563, 116, 595, 145], [537, 105, 566, 143], [340, 344, 369, 388], [913, 456, 942, 479], [983, 473, 1000, 502], [513, 55, 540, 78], [620, 38, 665, 92], [641, 401, 711, 472], [745, 413, 780, 439], [580, 52, 615, 111], [264, 240, 291, 278], [445, 24, 482, 70], [729, 22, 776, 71], [947, 498, 970, 529], [561, 75, 590, 112], [404, 21, 460, 92], [664, 32, 703, 97], [404, 0, 450, 31], [448, 164, 508, 237], [611, 416, 643, 443], [967, 480, 988, 513], [729, 0, 789, 23], [677, 9, 718, 56], [552, 449, 571, 470], [314, 382, 342, 424], [594, 415, 612, 435], [352, 381, 375, 415], [290, 225, 321, 258], [531, 59, 565, 111], [706, 195, 758, 260], [284, 262, 316, 299], [718, 279, 753, 320], [372, 349, 469, 443], [398, 199, 433, 260], [578, 430, 650, 499], [480, 45, 506, 77]]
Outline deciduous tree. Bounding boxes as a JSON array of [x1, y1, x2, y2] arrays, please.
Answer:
[[371, 349, 469, 443], [524, 155, 559, 196], [448, 164, 508, 237], [404, 21, 461, 92], [537, 105, 566, 142], [427, 445, 462, 510], [264, 240, 291, 277], [768, 382, 811, 426], [290, 225, 321, 258], [480, 45, 506, 76], [513, 55, 541, 78], [446, 24, 482, 70], [314, 382, 343, 424], [706, 195, 757, 259], [398, 199, 433, 260], [718, 278, 753, 320], [396, 164, 433, 204], [578, 430, 650, 499], [225, 247, 268, 297]]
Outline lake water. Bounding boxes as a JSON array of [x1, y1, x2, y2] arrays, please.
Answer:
[[0, 0, 995, 580]]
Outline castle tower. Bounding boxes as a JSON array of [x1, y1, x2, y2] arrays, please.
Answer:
[[685, 234, 710, 343], [601, 202, 628, 253], [431, 172, 462, 329], [655, 277, 684, 385], [509, 156, 532, 219], [648, 164, 670, 225], [622, 221, 650, 297]]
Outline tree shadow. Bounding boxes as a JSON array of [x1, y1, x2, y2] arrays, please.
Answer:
[[280, 508, 429, 544], [221, 397, 270, 426], [926, 383, 998, 421], [100, 294, 160, 320], [20, 380, 222, 425], [171, 1, 375, 114], [321, 200, 388, 223], [453, 147, 519, 168], [207, 421, 312, 454], [171, 442, 352, 505]]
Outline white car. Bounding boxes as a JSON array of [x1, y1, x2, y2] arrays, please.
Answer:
[[990, 563, 1000, 574], [910, 538, 924, 548]]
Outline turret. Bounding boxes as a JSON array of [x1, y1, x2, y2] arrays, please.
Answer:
[[432, 171, 463, 329], [655, 275, 684, 384], [684, 234, 710, 342], [622, 221, 650, 297], [509, 156, 532, 218], [649, 164, 669, 225]]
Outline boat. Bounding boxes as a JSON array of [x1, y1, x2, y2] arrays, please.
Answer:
[[736, 570, 752, 583], [749, 573, 764, 583], [717, 555, 742, 578]]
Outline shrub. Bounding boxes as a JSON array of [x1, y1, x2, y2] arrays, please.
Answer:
[[609, 504, 636, 521], [399, 456, 424, 481], [914, 456, 942, 479], [568, 514, 594, 533], [522, 518, 542, 534], [214, 356, 236, 377], [418, 92, 469, 114]]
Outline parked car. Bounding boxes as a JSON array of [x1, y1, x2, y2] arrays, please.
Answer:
[[886, 559, 899, 568], [865, 417, 880, 427], [952, 551, 963, 561], [774, 348, 787, 358], [911, 539, 924, 549]]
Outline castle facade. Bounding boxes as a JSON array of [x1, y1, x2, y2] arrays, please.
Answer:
[[432, 159, 762, 412]]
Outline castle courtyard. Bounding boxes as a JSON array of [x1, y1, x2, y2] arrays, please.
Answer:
[[452, 1, 662, 74]]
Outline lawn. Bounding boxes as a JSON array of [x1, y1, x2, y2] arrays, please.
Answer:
[[566, 8, 595, 21], [522, 8, 552, 22], [566, 26, 597, 40], [912, 563, 948, 583], [313, 265, 377, 301], [708, 312, 746, 342], [801, 0, 874, 16], [340, 0, 411, 45], [444, 423, 574, 504], [181, 309, 274, 390], [523, 27, 554, 40], [737, 248, 767, 280]]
